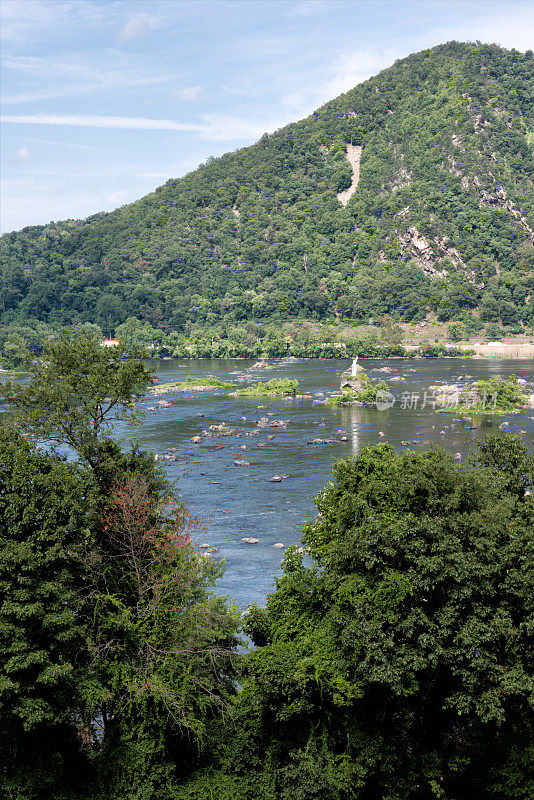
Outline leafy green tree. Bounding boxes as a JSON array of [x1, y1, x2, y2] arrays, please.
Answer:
[[1, 337, 242, 799], [2, 332, 154, 469], [0, 426, 96, 799], [116, 316, 158, 356], [379, 320, 404, 350], [1, 330, 29, 369], [446, 320, 465, 341], [186, 438, 533, 799], [93, 473, 241, 799], [486, 322, 504, 340]]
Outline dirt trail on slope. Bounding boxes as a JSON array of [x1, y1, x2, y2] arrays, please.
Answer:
[[337, 144, 362, 207]]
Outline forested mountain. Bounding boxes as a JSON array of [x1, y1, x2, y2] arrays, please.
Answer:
[[1, 41, 533, 333]]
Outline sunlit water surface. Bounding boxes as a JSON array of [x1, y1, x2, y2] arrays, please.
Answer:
[[108, 357, 534, 608]]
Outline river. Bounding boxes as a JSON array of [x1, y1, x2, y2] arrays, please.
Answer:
[[109, 357, 534, 609]]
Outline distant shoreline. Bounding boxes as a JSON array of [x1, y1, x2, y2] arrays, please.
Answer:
[[405, 343, 534, 358]]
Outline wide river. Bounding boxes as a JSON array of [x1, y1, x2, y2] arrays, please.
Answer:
[[113, 357, 533, 608]]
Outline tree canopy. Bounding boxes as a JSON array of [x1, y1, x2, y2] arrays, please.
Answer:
[[1, 333, 154, 468], [1, 43, 532, 334], [180, 438, 534, 799]]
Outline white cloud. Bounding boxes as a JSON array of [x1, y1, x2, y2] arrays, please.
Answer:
[[197, 112, 291, 141], [17, 146, 29, 160], [428, 5, 534, 53], [321, 48, 399, 101], [0, 0, 108, 45], [105, 190, 128, 205], [175, 85, 203, 101], [1, 111, 292, 141], [25, 137, 114, 152], [118, 13, 160, 43], [1, 113, 203, 132], [278, 47, 397, 119], [1, 54, 176, 104]]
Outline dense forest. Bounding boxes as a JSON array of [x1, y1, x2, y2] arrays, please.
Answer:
[[1, 336, 532, 799], [1, 42, 533, 342]]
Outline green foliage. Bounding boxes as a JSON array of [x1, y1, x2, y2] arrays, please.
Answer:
[[418, 340, 474, 357], [234, 378, 299, 396], [1, 332, 154, 468], [206, 439, 533, 799], [328, 379, 389, 404], [0, 427, 95, 799], [152, 375, 237, 390], [474, 373, 528, 409], [1, 43, 532, 332], [438, 374, 530, 414], [447, 320, 465, 341], [0, 338, 242, 799], [486, 322, 505, 340]]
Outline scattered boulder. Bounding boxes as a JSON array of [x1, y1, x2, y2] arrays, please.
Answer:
[[241, 537, 259, 544], [203, 423, 234, 437], [234, 460, 250, 467], [273, 543, 285, 549]]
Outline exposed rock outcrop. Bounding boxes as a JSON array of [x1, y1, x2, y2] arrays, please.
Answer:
[[337, 144, 362, 207]]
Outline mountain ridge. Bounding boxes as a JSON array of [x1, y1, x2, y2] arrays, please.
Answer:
[[1, 41, 533, 332]]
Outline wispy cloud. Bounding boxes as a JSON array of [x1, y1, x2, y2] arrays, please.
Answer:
[[1, 54, 177, 104], [197, 112, 291, 141], [118, 13, 161, 43], [174, 85, 203, 101], [24, 136, 115, 152], [17, 146, 29, 160], [1, 0, 108, 45], [321, 47, 399, 101], [105, 189, 128, 204], [2, 113, 202, 132], [1, 112, 292, 141]]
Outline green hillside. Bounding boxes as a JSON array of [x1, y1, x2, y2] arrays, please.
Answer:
[[1, 41, 533, 335]]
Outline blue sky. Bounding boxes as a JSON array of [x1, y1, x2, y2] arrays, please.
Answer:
[[1, 0, 532, 232]]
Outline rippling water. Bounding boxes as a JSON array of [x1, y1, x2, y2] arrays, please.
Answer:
[[111, 357, 534, 608]]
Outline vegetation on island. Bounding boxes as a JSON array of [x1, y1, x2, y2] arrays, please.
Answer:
[[328, 378, 390, 404], [437, 373, 529, 414], [0, 336, 532, 798], [1, 43, 532, 345], [234, 378, 299, 397], [151, 375, 237, 391]]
